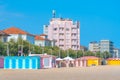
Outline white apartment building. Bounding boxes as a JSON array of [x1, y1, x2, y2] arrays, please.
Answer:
[[100, 40, 114, 54], [44, 17, 80, 50], [89, 41, 100, 52]]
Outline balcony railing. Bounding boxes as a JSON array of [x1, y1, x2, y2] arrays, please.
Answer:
[[59, 30, 64, 33], [71, 36, 77, 39], [72, 42, 77, 44], [59, 42, 64, 45], [72, 30, 77, 33], [59, 36, 64, 39]]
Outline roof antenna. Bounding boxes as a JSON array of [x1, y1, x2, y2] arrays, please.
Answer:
[[52, 10, 56, 18]]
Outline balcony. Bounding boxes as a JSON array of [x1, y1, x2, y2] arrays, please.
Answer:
[[59, 30, 64, 33], [72, 42, 77, 45], [59, 36, 64, 39], [59, 42, 64, 45], [72, 25, 77, 28], [72, 29, 78, 33], [71, 36, 77, 39]]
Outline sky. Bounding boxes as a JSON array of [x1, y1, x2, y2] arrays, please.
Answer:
[[0, 0, 120, 48]]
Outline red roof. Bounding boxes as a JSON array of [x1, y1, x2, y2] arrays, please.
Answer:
[[35, 35, 45, 40], [77, 56, 99, 60], [3, 27, 34, 36], [35, 35, 50, 41], [40, 34, 47, 36], [0, 30, 9, 36]]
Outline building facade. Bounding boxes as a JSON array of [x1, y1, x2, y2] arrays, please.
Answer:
[[100, 40, 114, 54], [44, 18, 80, 50], [89, 40, 114, 56], [89, 41, 100, 52], [35, 34, 52, 47], [113, 48, 120, 58], [3, 27, 35, 44]]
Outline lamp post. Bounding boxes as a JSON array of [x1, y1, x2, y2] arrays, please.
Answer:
[[6, 43, 9, 56], [32, 46, 34, 54], [18, 38, 23, 56], [21, 45, 23, 56], [59, 49, 61, 58], [28, 41, 32, 55], [76, 50, 77, 59], [18, 45, 23, 56], [50, 49, 52, 56], [42, 47, 44, 54], [82, 50, 84, 57], [67, 49, 69, 57]]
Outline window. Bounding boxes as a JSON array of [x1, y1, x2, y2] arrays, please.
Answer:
[[59, 28, 64, 31], [66, 28, 69, 31], [72, 33, 77, 36], [54, 28, 57, 31], [59, 33, 64, 36], [3, 37, 7, 42]]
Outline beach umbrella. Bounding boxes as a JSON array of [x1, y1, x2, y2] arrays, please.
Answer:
[[63, 56, 74, 61], [56, 57, 63, 61]]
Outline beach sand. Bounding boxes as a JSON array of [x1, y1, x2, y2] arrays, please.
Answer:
[[0, 65, 120, 80]]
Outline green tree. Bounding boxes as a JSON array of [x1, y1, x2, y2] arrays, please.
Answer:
[[102, 51, 112, 59], [96, 51, 103, 58], [23, 40, 31, 56], [68, 49, 76, 58], [0, 41, 7, 56], [77, 50, 84, 58], [8, 39, 18, 56], [84, 51, 94, 56], [60, 50, 66, 58]]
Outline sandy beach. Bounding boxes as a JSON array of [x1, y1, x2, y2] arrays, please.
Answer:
[[0, 65, 120, 80]]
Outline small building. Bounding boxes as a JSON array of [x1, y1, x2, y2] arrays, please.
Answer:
[[75, 56, 101, 67], [35, 34, 51, 47], [100, 40, 114, 54], [4, 56, 41, 69], [107, 58, 120, 65], [0, 57, 4, 68], [89, 41, 100, 52], [29, 54, 56, 68], [3, 27, 35, 44]]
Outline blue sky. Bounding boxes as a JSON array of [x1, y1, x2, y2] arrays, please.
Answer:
[[0, 0, 120, 48]]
